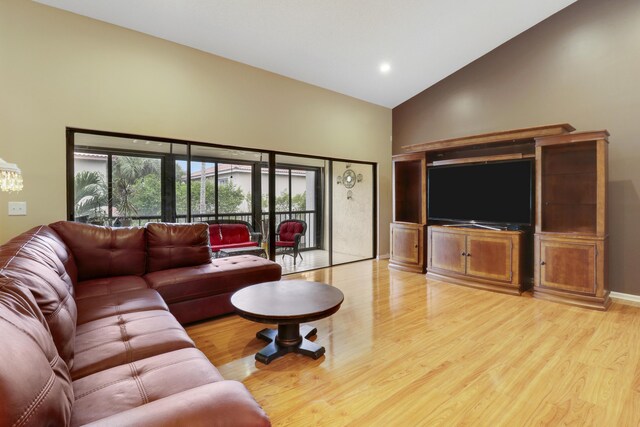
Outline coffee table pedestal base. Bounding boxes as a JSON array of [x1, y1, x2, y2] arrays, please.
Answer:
[[255, 324, 324, 364]]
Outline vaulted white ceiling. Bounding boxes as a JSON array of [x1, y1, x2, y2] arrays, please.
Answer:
[[34, 0, 577, 108]]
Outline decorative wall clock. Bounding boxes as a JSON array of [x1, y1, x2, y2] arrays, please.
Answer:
[[336, 164, 363, 199], [342, 169, 357, 188]]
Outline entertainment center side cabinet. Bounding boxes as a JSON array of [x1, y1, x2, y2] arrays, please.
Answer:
[[390, 124, 611, 311], [533, 131, 610, 310], [389, 152, 428, 273]]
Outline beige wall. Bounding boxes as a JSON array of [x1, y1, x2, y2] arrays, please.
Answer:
[[393, 0, 640, 294], [0, 0, 392, 256]]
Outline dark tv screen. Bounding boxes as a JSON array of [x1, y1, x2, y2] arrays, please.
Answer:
[[428, 160, 533, 225]]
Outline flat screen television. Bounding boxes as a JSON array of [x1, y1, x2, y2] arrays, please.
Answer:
[[428, 159, 533, 226]]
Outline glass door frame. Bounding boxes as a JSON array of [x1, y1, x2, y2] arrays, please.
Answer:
[[173, 154, 258, 225], [71, 146, 169, 225]]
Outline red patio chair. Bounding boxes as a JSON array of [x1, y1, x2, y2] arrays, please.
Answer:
[[275, 219, 307, 265]]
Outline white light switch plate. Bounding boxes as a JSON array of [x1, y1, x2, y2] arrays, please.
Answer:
[[8, 201, 27, 216]]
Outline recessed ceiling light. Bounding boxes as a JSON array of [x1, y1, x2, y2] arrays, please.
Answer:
[[379, 62, 391, 74]]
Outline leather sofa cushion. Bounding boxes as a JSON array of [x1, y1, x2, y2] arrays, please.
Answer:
[[211, 241, 259, 252], [146, 222, 211, 273], [144, 255, 282, 304], [72, 310, 195, 380], [79, 381, 271, 427], [7, 225, 79, 287], [75, 275, 148, 300], [76, 288, 168, 325], [222, 224, 251, 244], [0, 225, 76, 296], [0, 277, 74, 426], [50, 221, 146, 281], [71, 348, 224, 426], [0, 225, 78, 368]]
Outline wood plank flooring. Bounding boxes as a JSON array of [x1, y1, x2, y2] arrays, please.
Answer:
[[185, 260, 640, 426]]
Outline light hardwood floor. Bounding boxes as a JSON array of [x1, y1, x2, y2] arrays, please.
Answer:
[[185, 260, 640, 426]]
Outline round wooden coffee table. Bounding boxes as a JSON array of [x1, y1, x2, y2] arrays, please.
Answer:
[[231, 280, 344, 364]]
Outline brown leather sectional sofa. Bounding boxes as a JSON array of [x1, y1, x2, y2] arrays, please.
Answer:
[[0, 221, 281, 426]]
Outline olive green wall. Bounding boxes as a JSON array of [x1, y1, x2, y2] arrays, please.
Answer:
[[393, 0, 640, 294], [0, 0, 392, 256]]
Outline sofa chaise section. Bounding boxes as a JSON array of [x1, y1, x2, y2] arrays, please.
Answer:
[[143, 222, 281, 323], [145, 255, 282, 323]]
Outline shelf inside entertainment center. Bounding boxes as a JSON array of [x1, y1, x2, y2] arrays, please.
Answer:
[[539, 140, 599, 235], [390, 152, 428, 273], [391, 123, 610, 311]]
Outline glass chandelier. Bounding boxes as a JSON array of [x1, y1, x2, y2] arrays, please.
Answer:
[[0, 158, 24, 192]]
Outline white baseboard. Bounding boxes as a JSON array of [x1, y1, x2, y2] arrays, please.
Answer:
[[610, 291, 640, 303], [377, 254, 390, 260]]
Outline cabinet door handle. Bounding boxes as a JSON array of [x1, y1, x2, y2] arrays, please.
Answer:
[[461, 252, 466, 256], [541, 261, 546, 266], [466, 253, 471, 257], [414, 244, 418, 248]]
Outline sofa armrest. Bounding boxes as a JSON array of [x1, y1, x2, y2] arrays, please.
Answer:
[[250, 231, 262, 245], [84, 381, 270, 427]]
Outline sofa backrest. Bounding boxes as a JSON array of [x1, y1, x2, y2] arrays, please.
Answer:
[[0, 225, 79, 368], [208, 224, 224, 246], [0, 277, 74, 426], [205, 220, 256, 247], [50, 221, 146, 281], [221, 224, 251, 245], [146, 222, 211, 273]]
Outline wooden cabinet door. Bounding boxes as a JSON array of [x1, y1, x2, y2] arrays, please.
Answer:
[[429, 230, 466, 274], [391, 224, 421, 266], [539, 240, 597, 294], [466, 236, 512, 282]]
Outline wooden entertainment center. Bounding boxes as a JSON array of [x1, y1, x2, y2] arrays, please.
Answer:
[[389, 124, 611, 310]]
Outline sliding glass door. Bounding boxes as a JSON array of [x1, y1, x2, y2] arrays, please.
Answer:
[[332, 161, 375, 265], [176, 144, 263, 224], [73, 133, 186, 226], [274, 154, 327, 274], [69, 129, 375, 274]]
